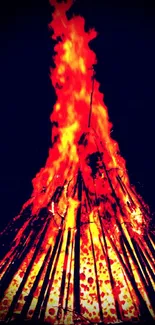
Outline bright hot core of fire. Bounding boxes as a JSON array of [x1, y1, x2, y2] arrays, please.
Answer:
[[0, 1, 155, 324]]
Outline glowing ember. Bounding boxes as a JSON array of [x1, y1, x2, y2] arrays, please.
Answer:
[[0, 1, 155, 324]]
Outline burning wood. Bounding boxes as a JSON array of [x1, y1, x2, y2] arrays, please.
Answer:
[[0, 1, 154, 324]]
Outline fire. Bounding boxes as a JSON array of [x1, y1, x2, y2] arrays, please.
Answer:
[[0, 0, 155, 324]]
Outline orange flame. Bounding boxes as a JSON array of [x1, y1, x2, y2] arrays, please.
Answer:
[[0, 1, 154, 324]]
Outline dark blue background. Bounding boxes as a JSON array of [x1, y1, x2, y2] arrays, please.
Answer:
[[0, 0, 155, 231]]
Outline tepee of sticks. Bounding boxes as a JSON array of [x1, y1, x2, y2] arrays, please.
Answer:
[[0, 0, 155, 324], [0, 127, 154, 324]]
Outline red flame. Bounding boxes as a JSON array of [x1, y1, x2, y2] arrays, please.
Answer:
[[0, 1, 155, 324]]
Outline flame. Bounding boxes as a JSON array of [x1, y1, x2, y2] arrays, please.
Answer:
[[0, 1, 155, 324]]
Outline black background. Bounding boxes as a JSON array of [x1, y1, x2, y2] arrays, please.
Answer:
[[0, 0, 155, 232]]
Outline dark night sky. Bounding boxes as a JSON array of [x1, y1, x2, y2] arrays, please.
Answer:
[[0, 0, 155, 232]]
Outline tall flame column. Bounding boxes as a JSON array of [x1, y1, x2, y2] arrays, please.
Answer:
[[0, 1, 155, 324]]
